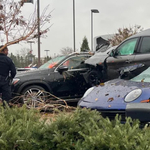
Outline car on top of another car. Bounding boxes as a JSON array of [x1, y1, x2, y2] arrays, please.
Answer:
[[84, 28, 150, 84]]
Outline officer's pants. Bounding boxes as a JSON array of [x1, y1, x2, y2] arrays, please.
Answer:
[[0, 78, 11, 105]]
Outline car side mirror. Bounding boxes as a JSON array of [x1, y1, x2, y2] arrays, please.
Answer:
[[109, 49, 116, 57], [57, 66, 68, 74]]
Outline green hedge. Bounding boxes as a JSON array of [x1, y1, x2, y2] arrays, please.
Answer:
[[0, 105, 150, 150]]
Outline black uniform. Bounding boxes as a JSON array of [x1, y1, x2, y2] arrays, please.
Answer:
[[0, 53, 16, 104]]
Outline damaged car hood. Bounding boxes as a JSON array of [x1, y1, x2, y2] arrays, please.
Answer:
[[85, 34, 116, 66], [85, 46, 116, 66]]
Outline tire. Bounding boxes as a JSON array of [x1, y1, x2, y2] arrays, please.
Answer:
[[21, 85, 47, 108], [87, 70, 101, 86]]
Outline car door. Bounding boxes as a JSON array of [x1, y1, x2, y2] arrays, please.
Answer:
[[105, 37, 140, 80], [134, 36, 150, 67], [51, 54, 91, 100]]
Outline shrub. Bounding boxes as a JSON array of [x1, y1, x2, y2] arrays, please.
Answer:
[[46, 108, 150, 150], [0, 105, 150, 150], [0, 105, 47, 150]]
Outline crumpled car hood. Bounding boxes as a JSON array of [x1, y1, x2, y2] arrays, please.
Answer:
[[85, 46, 116, 66], [95, 34, 114, 51]]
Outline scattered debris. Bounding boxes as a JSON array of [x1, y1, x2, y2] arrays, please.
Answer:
[[107, 97, 114, 102], [95, 98, 98, 101]]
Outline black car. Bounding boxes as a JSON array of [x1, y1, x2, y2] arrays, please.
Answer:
[[11, 52, 92, 107], [16, 67, 37, 72], [12, 28, 150, 107], [84, 28, 150, 83]]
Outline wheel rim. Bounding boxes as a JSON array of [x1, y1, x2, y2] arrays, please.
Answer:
[[23, 88, 46, 108]]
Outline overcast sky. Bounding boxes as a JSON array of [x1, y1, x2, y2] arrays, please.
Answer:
[[9, 0, 150, 57]]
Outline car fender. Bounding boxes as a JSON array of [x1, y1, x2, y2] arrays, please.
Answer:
[[17, 80, 52, 94]]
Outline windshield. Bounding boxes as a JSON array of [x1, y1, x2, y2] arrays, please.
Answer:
[[96, 44, 110, 52], [131, 67, 150, 82], [39, 56, 66, 69]]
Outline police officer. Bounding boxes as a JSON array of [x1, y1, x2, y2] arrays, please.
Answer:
[[0, 45, 16, 106]]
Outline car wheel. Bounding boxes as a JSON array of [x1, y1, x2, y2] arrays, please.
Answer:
[[21, 85, 47, 108], [88, 70, 101, 86]]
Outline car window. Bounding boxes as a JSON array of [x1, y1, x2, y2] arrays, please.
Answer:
[[61, 56, 89, 69], [39, 56, 66, 69], [131, 67, 150, 82], [139, 37, 150, 53], [117, 38, 138, 56]]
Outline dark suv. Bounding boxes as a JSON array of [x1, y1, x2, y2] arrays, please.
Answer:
[[12, 52, 92, 107], [85, 28, 150, 83]]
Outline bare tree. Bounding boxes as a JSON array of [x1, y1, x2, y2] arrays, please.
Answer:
[[15, 47, 31, 57], [60, 47, 73, 55], [0, 0, 51, 51], [109, 25, 143, 46]]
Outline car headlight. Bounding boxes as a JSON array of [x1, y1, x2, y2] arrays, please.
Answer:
[[125, 89, 142, 102], [82, 87, 95, 98], [12, 78, 20, 85]]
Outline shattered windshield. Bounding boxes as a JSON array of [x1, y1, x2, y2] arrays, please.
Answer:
[[131, 67, 150, 82], [39, 56, 66, 69]]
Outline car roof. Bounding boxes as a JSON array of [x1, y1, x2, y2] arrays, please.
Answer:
[[68, 52, 91, 56], [128, 28, 150, 39]]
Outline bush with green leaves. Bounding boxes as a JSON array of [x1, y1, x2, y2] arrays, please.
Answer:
[[0, 105, 48, 150], [0, 105, 150, 150], [47, 108, 150, 150]]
